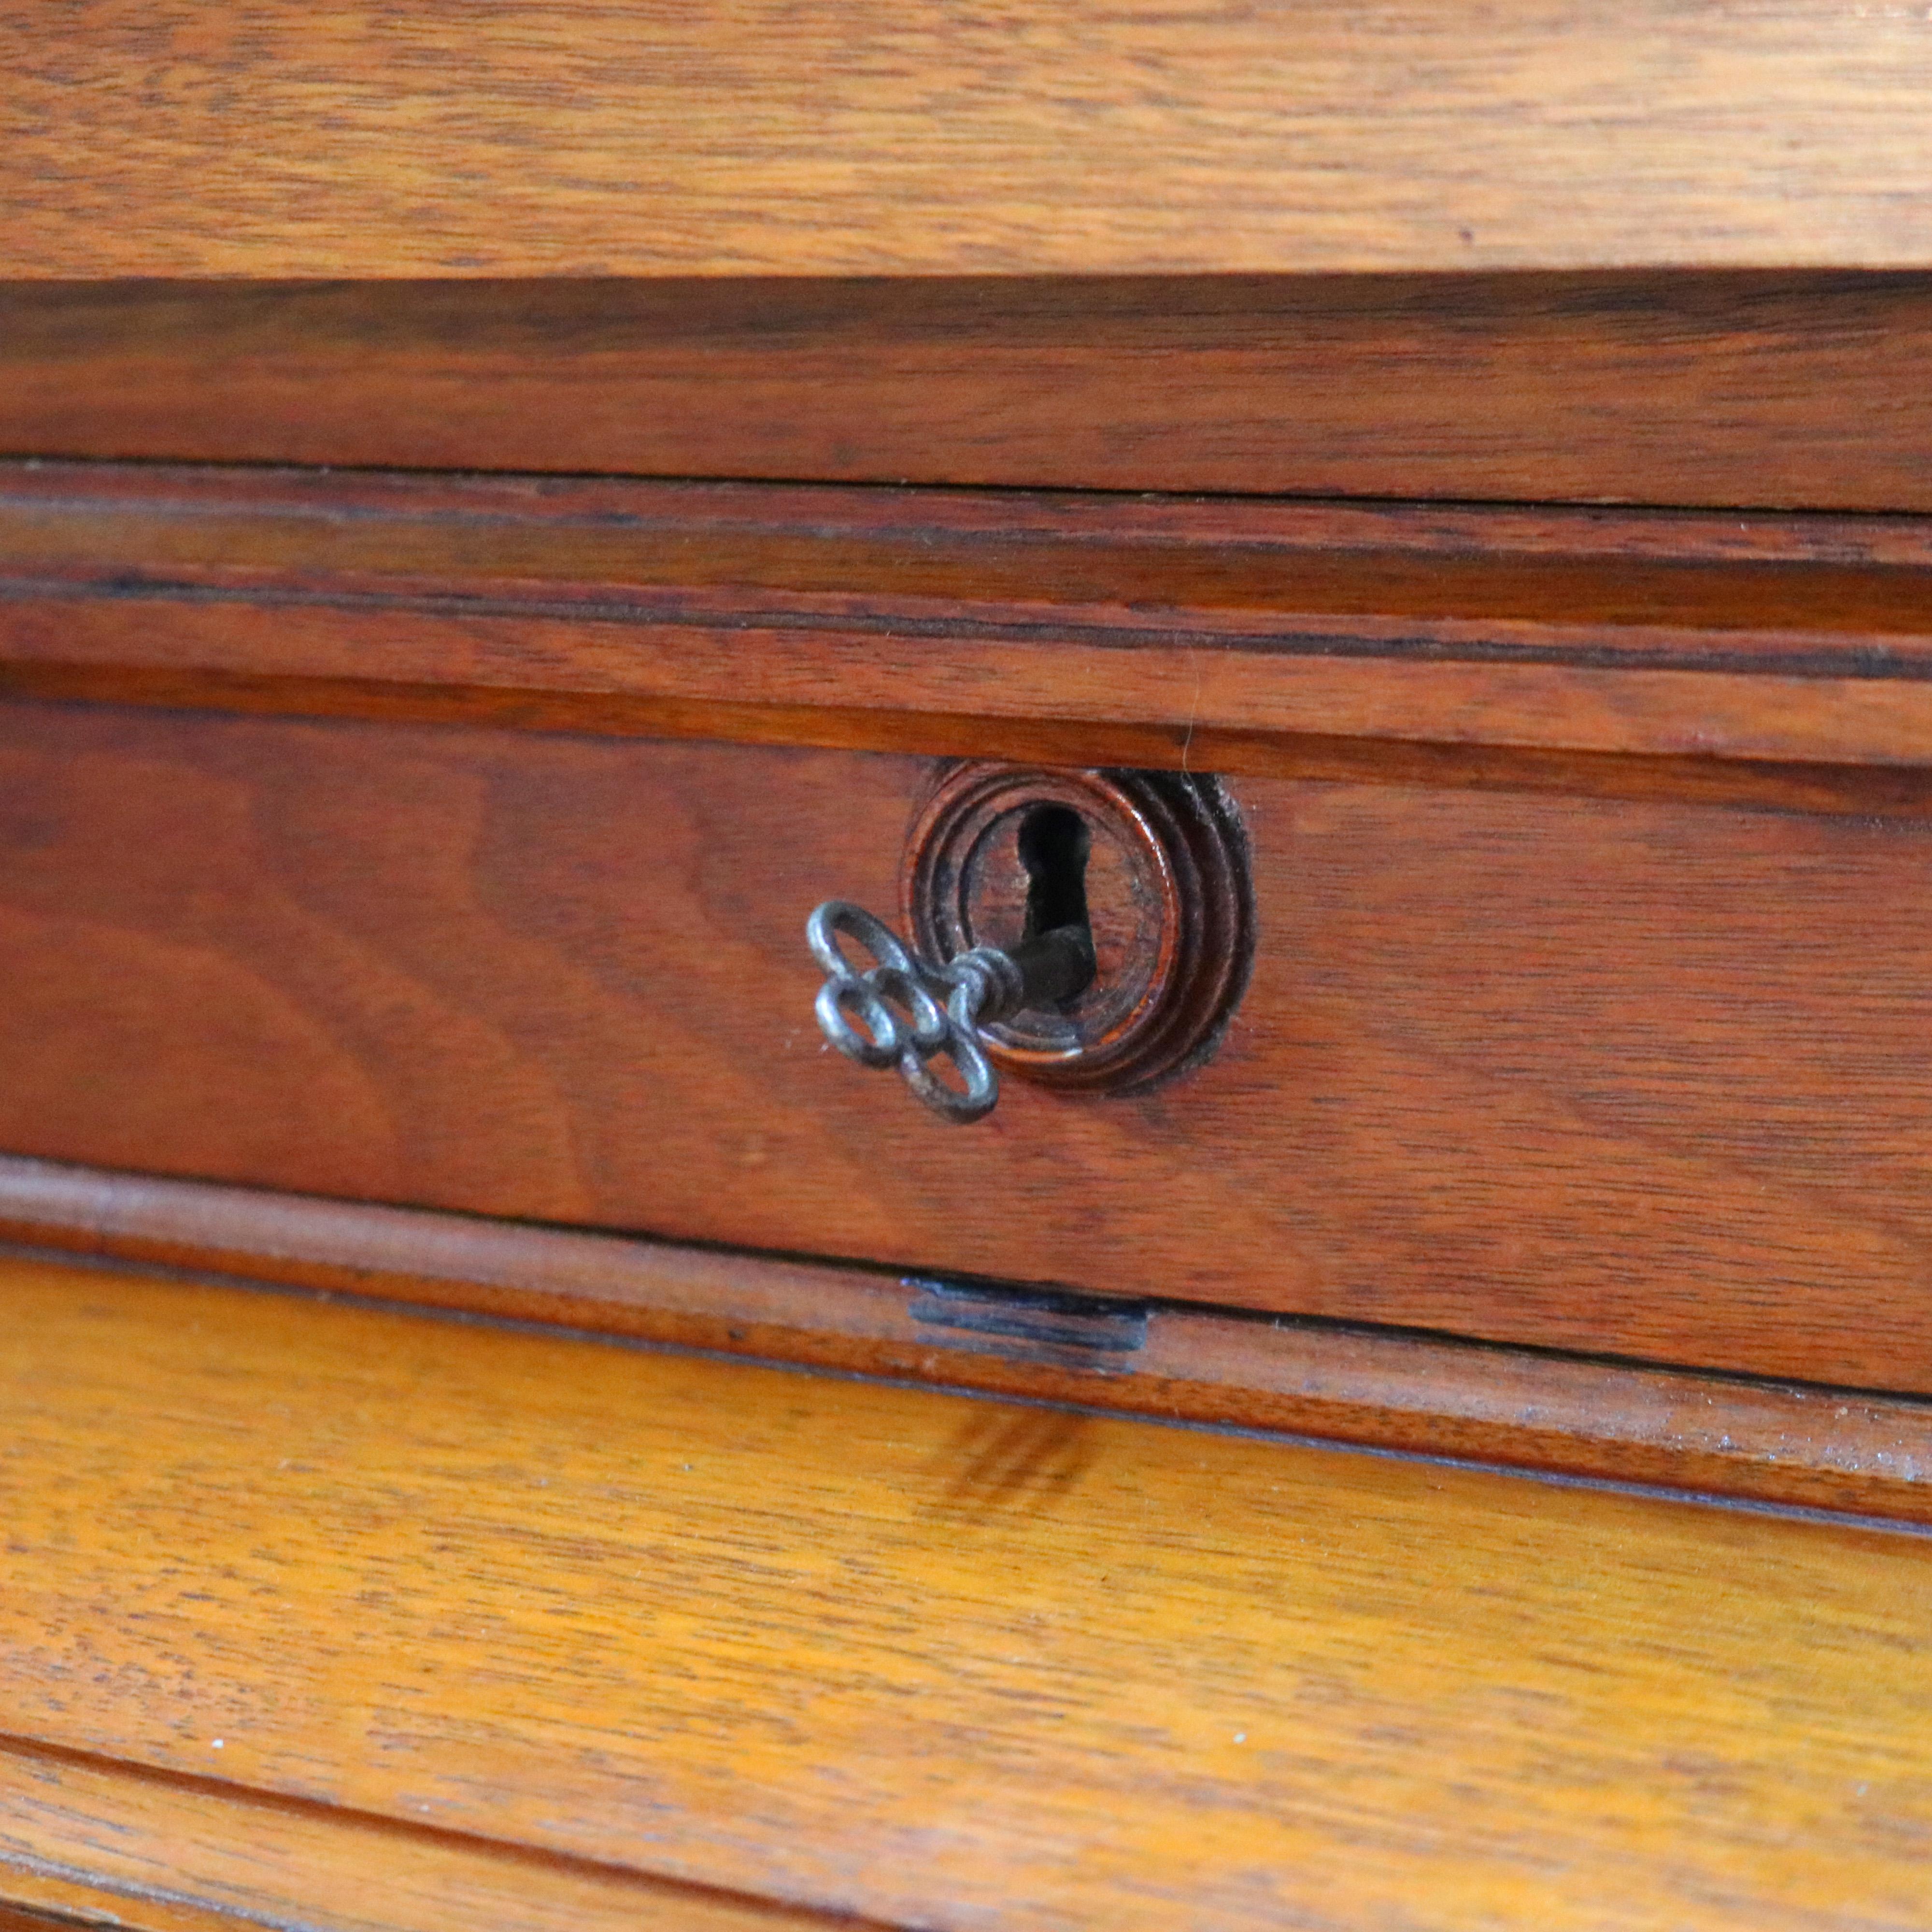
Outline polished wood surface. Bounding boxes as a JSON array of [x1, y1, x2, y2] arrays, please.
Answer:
[[5, 702, 1932, 1386], [8, 5, 1932, 276], [9, 275, 1932, 511], [0, 1743, 832, 1932], [4, 1253, 1930, 1929], [14, 461, 1932, 769], [7, 1155, 1932, 1522]]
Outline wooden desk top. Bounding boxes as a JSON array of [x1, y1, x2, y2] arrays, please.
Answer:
[[3, 1252, 1928, 1929]]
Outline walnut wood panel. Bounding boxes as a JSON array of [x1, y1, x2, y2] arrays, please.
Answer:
[[0, 1744, 838, 1932], [9, 5, 1932, 276], [6, 700, 1932, 1387], [6, 1254, 1932, 1930], [14, 462, 1932, 768], [8, 276, 1932, 511], [7, 1156, 1932, 1522]]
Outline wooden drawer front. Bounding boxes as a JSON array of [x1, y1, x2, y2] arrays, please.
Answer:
[[3, 697, 1930, 1390]]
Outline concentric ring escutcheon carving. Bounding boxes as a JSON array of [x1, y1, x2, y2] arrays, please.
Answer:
[[902, 762, 1253, 1098]]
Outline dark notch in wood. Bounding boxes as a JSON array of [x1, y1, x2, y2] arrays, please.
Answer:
[[5, 1154, 1930, 1527], [12, 460, 1932, 770], [7, 275, 1932, 512]]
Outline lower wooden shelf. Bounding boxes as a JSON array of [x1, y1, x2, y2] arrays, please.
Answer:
[[2, 1250, 1929, 1927]]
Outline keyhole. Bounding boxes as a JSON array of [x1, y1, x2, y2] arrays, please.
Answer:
[[1018, 803, 1091, 947]]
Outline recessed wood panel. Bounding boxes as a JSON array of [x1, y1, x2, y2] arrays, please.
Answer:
[[6, 277, 1932, 510], [7, 4, 1932, 276], [4, 699, 1932, 1386], [3, 1255, 1930, 1930]]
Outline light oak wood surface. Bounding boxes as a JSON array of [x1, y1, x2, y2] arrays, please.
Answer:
[[0, 1742, 834, 1932], [8, 4, 1932, 276], [1, 1253, 1929, 1929]]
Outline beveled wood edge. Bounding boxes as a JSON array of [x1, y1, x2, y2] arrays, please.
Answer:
[[4, 1154, 1928, 1525], [14, 460, 1932, 767], [10, 275, 1932, 514], [0, 1735, 859, 1932], [0, 1903, 111, 1932], [9, 664, 1932, 820]]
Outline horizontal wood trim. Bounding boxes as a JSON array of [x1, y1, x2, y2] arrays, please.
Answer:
[[5, 1252, 1930, 1930], [8, 7, 1932, 276], [0, 1907, 99, 1932], [9, 667, 1932, 823], [8, 276, 1932, 512], [8, 1156, 1932, 1525], [13, 463, 1932, 767], [0, 1907, 135, 1932], [0, 1741, 838, 1932], [0, 1880, 227, 1932]]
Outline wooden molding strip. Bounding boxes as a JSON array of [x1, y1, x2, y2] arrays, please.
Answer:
[[5, 1153, 1930, 1525], [0, 1738, 856, 1932], [8, 276, 1932, 514], [11, 462, 1932, 768], [8, 5, 1932, 277]]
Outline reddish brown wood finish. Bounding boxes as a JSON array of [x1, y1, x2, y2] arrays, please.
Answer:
[[6, 1156, 1932, 1523], [4, 699, 1932, 1389], [0, 1908, 86, 1932], [903, 764, 1252, 1094], [10, 461, 1932, 767], [7, 6, 1932, 279], [7, 277, 1932, 511]]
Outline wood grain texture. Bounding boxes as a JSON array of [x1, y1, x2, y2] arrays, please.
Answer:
[[14, 461, 1932, 767], [5, 1254, 1932, 1930], [8, 701, 1932, 1387], [0, 1907, 114, 1932], [8, 275, 1932, 511], [0, 1907, 95, 1932], [0, 1875, 233, 1932], [0, 1744, 843, 1932], [7, 1155, 1932, 1523], [8, 5, 1932, 275]]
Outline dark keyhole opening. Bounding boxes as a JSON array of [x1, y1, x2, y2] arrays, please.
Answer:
[[1018, 803, 1092, 949]]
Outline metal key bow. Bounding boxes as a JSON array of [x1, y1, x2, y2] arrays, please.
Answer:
[[807, 900, 1094, 1123]]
